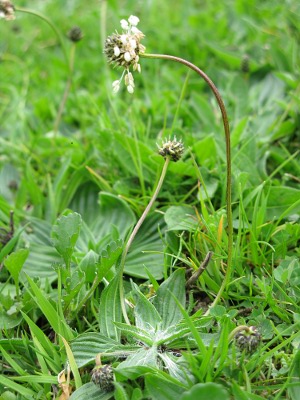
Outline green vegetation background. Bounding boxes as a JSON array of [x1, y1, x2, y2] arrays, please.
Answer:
[[0, 0, 300, 399]]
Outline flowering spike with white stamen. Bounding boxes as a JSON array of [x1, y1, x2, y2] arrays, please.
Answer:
[[104, 15, 145, 94]]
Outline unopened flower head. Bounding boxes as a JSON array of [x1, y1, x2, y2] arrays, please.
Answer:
[[91, 364, 114, 392], [104, 15, 145, 94], [158, 137, 184, 162], [68, 26, 83, 42], [234, 326, 261, 353], [0, 1, 15, 20]]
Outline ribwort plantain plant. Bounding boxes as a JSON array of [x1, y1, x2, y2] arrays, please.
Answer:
[[105, 15, 233, 316]]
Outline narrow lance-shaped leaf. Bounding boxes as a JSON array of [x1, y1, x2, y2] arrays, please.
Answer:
[[99, 274, 122, 341], [153, 268, 186, 329], [132, 282, 162, 332], [114, 322, 153, 346]]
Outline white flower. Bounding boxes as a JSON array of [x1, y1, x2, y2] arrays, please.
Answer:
[[131, 27, 141, 35], [127, 85, 134, 94], [129, 39, 137, 49], [125, 72, 134, 87], [134, 63, 141, 73], [112, 80, 120, 93], [120, 34, 127, 45], [128, 15, 139, 26], [113, 46, 120, 57], [124, 52, 132, 62], [120, 19, 129, 29]]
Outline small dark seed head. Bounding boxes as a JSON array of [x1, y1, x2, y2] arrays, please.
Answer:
[[67, 26, 83, 42], [235, 326, 261, 353], [91, 364, 114, 392]]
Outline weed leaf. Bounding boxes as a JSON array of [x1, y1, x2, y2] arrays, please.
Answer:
[[51, 212, 82, 266], [99, 274, 122, 341], [153, 269, 186, 329]]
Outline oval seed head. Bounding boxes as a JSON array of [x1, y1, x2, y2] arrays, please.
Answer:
[[67, 26, 83, 42], [0, 1, 15, 20], [104, 15, 145, 93], [234, 326, 261, 353], [158, 137, 184, 162], [91, 364, 114, 392]]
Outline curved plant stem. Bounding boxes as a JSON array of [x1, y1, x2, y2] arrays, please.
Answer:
[[119, 156, 171, 324], [15, 7, 69, 68], [141, 53, 233, 310]]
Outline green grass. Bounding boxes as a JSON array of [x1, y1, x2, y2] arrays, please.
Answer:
[[0, 0, 300, 399]]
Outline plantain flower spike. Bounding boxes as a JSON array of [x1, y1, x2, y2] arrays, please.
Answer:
[[158, 137, 185, 162], [91, 364, 114, 392], [0, 1, 15, 20], [234, 326, 261, 354], [104, 15, 145, 94]]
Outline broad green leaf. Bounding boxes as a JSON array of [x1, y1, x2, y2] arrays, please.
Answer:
[[132, 283, 162, 331], [117, 348, 158, 369], [4, 248, 29, 285], [193, 135, 217, 168], [180, 383, 229, 400], [99, 274, 122, 341], [158, 352, 192, 383], [145, 374, 186, 400], [164, 206, 198, 232], [114, 322, 153, 346], [51, 212, 82, 266], [0, 311, 23, 330], [114, 382, 129, 400], [71, 333, 129, 368], [153, 269, 186, 329], [69, 382, 113, 400], [114, 365, 155, 382], [265, 186, 300, 219]]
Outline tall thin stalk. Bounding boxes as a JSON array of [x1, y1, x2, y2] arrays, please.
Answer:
[[119, 156, 171, 324], [141, 53, 233, 309]]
